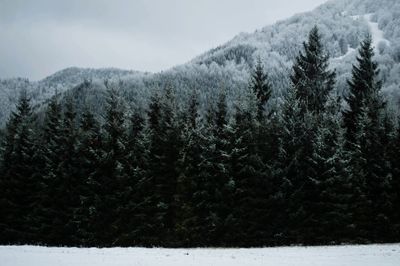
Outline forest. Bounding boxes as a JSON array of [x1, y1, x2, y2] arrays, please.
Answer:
[[0, 26, 399, 248]]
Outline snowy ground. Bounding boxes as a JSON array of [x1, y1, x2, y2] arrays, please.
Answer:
[[351, 13, 390, 52], [1, 244, 399, 266], [334, 13, 391, 62]]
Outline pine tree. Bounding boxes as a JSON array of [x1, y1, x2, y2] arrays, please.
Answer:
[[86, 85, 128, 246], [391, 118, 400, 239], [38, 95, 66, 245], [113, 108, 148, 246], [343, 35, 383, 145], [74, 107, 102, 246], [343, 36, 390, 241], [230, 91, 271, 247], [279, 87, 317, 244], [210, 90, 235, 246], [192, 90, 234, 246], [175, 91, 203, 246], [307, 96, 353, 243], [58, 97, 80, 245], [146, 87, 182, 245], [346, 106, 370, 241], [250, 58, 272, 120], [0, 92, 39, 244], [291, 26, 336, 114]]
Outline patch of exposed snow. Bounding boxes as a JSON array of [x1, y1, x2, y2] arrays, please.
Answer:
[[332, 45, 356, 61], [351, 13, 390, 52], [0, 244, 400, 266], [364, 13, 391, 51]]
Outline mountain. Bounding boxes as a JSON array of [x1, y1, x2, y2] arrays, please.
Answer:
[[1, 0, 399, 126]]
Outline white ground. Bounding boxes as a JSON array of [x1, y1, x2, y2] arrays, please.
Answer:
[[1, 244, 399, 266], [364, 13, 391, 51], [333, 44, 356, 61], [351, 13, 390, 53]]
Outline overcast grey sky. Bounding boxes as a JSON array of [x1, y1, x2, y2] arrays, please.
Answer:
[[0, 0, 328, 80]]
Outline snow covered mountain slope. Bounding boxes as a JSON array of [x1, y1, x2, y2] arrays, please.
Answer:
[[1, 244, 399, 266], [1, 0, 399, 125]]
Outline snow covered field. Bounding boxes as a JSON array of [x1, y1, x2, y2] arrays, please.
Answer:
[[1, 244, 399, 266]]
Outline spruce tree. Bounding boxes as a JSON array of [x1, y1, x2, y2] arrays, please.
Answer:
[[59, 98, 80, 245], [175, 91, 203, 246], [113, 108, 148, 246], [343, 35, 383, 145], [0, 92, 39, 244], [308, 96, 353, 243], [146, 87, 182, 245], [74, 107, 102, 246], [38, 95, 65, 245], [279, 87, 317, 244], [391, 118, 400, 239], [250, 58, 272, 120], [93, 86, 128, 246], [343, 36, 390, 241], [210, 90, 235, 246], [230, 91, 271, 247], [193, 90, 234, 246], [291, 26, 336, 114]]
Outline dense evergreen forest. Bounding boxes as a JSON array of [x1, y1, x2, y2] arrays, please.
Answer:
[[1, 27, 399, 247]]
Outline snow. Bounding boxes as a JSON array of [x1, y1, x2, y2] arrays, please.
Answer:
[[351, 13, 391, 52], [364, 13, 391, 51], [1, 244, 400, 266], [333, 45, 356, 61]]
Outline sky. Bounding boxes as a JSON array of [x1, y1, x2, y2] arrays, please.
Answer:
[[0, 0, 328, 80]]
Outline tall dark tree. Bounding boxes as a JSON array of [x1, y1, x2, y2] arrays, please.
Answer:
[[307, 96, 353, 243], [250, 58, 272, 120], [74, 107, 102, 246], [279, 87, 317, 244], [58, 97, 80, 245], [343, 35, 384, 144], [343, 36, 390, 241], [38, 95, 66, 245], [175, 91, 203, 246], [391, 117, 400, 239], [193, 90, 234, 246], [146, 87, 182, 245], [230, 91, 271, 246], [113, 108, 148, 246], [0, 92, 38, 244], [291, 26, 336, 114], [93, 86, 128, 246]]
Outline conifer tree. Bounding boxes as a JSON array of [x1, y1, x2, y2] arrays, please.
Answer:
[[291, 26, 336, 114], [279, 87, 317, 243], [193, 90, 234, 246], [38, 95, 66, 245], [343, 36, 390, 241], [250, 58, 272, 120], [391, 118, 400, 239], [343, 35, 383, 144], [308, 96, 353, 243], [175, 91, 203, 246], [93, 86, 128, 246], [113, 108, 148, 246], [230, 91, 270, 246], [0, 92, 38, 244], [74, 107, 102, 246], [58, 97, 80, 245], [146, 87, 182, 245]]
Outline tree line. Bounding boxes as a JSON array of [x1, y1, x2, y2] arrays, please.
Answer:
[[1, 27, 399, 247]]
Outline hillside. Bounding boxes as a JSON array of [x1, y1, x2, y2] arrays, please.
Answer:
[[1, 0, 399, 125]]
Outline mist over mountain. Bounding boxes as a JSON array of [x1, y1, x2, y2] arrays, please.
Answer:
[[1, 0, 399, 125]]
